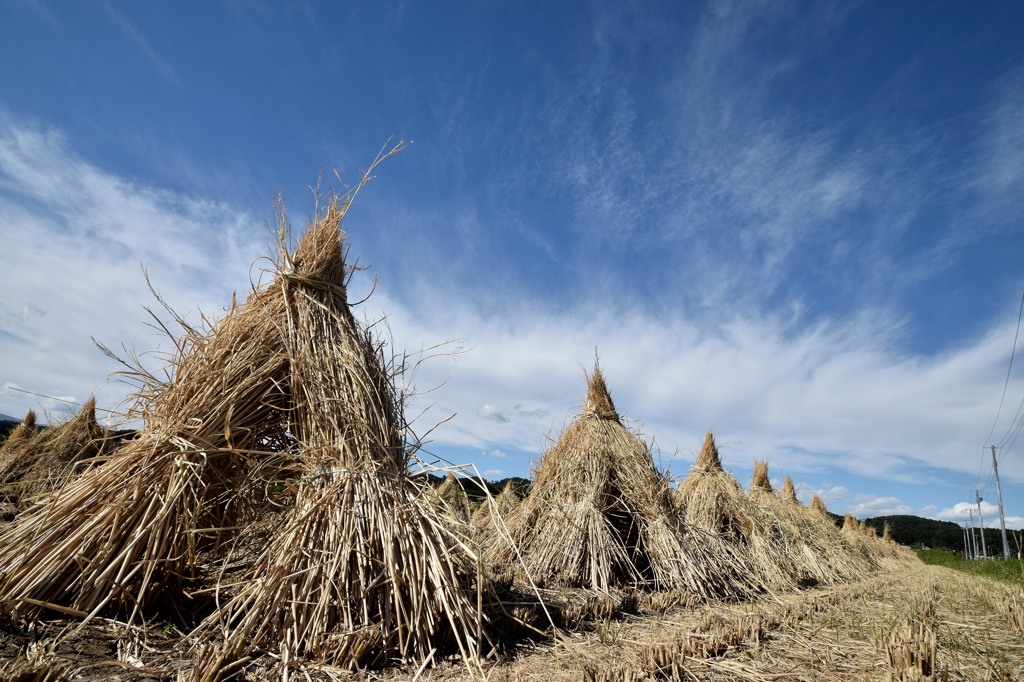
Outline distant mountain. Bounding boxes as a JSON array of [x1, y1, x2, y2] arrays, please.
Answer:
[[864, 514, 1022, 554], [0, 414, 18, 422]]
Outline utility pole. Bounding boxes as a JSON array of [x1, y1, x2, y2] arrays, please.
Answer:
[[962, 523, 970, 559], [976, 490, 988, 559], [969, 508, 978, 559], [992, 445, 1012, 560]]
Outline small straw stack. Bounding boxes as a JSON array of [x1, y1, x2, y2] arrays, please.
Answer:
[[434, 472, 473, 525], [746, 461, 825, 587], [0, 410, 38, 452], [0, 399, 109, 509], [472, 480, 520, 532], [769, 475, 858, 585], [676, 434, 795, 593], [808, 497, 877, 576], [489, 367, 754, 600]]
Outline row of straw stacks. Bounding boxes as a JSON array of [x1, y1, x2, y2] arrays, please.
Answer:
[[0, 174, 913, 680], [477, 370, 910, 605], [0, 399, 114, 514]]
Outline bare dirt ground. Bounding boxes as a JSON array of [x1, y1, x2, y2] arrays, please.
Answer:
[[2, 563, 1021, 681]]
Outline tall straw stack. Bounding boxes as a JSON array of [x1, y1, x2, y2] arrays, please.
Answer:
[[489, 368, 753, 600], [191, 197, 484, 675], [676, 435, 795, 593], [0, 151, 486, 674]]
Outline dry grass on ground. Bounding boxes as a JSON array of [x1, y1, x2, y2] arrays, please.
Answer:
[[2, 562, 1022, 681]]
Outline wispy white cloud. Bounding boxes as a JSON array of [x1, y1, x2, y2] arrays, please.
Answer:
[[0, 114, 266, 423], [8, 0, 61, 27], [99, 1, 179, 85], [376, 282, 1023, 493], [974, 63, 1024, 223]]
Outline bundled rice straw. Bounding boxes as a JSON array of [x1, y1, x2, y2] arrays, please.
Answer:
[[433, 472, 472, 525], [191, 193, 483, 675], [489, 367, 754, 599], [472, 480, 520, 531], [0, 410, 38, 452], [842, 512, 908, 570], [807, 496, 876, 576], [0, 399, 109, 509], [675, 435, 796, 593], [747, 464, 845, 586]]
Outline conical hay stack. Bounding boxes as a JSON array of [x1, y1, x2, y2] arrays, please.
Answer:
[[873, 520, 912, 568], [489, 369, 753, 599], [0, 399, 109, 508], [841, 513, 881, 570], [843, 512, 858, 532], [434, 472, 472, 525], [675, 433, 743, 541], [771, 477, 856, 585], [0, 265, 297, 622], [750, 460, 773, 495], [844, 514, 907, 570], [0, 410, 37, 453], [747, 462, 846, 587], [781, 475, 799, 504], [472, 480, 520, 531], [192, 201, 483, 675], [805, 497, 875, 577], [676, 434, 801, 592]]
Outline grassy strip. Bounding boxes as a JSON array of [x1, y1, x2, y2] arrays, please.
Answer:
[[917, 549, 1024, 587]]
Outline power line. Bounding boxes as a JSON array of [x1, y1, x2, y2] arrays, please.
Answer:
[[985, 289, 1024, 447], [978, 289, 1024, 489]]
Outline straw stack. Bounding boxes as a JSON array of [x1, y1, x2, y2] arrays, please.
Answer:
[[777, 476, 857, 583], [809, 497, 877, 575], [676, 434, 796, 593], [472, 480, 520, 532], [0, 399, 108, 509], [0, 170, 484, 673], [0, 410, 37, 452], [434, 472, 473, 525], [749, 467, 852, 586], [489, 368, 753, 599], [191, 200, 483, 675]]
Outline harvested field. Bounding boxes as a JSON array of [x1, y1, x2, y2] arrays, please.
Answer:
[[1, 562, 1022, 680]]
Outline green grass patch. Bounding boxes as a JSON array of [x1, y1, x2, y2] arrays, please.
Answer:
[[917, 549, 1024, 587]]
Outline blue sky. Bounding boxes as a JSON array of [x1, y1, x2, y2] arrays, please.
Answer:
[[2, 1, 1024, 534]]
